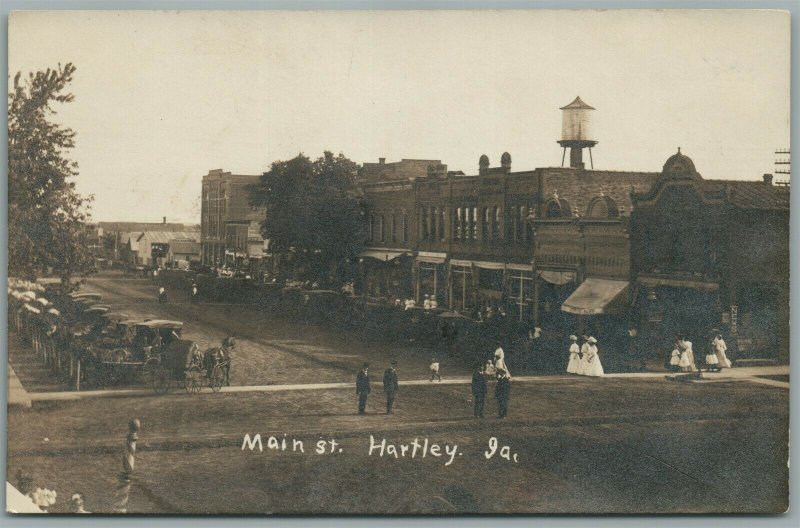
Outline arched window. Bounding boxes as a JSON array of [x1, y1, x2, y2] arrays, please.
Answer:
[[587, 195, 620, 219], [456, 207, 463, 240], [546, 200, 562, 218], [493, 206, 501, 240], [472, 207, 478, 239], [481, 207, 490, 240], [390, 214, 397, 242]]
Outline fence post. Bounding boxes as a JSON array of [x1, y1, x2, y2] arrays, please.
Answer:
[[75, 359, 81, 392], [114, 418, 141, 513]]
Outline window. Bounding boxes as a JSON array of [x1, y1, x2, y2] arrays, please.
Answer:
[[546, 200, 562, 218], [456, 208, 463, 240], [509, 271, 533, 321], [481, 207, 490, 240], [402, 213, 408, 243], [368, 215, 375, 241], [439, 208, 446, 241], [390, 214, 397, 243], [493, 206, 501, 240], [378, 215, 385, 242], [420, 207, 429, 241], [472, 207, 478, 240], [587, 196, 620, 219], [430, 207, 437, 241]]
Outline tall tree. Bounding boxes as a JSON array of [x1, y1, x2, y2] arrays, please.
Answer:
[[8, 63, 95, 285], [249, 151, 367, 285]]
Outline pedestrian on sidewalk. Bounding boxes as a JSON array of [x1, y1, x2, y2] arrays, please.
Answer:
[[429, 357, 442, 381], [495, 368, 511, 418], [678, 337, 697, 373], [356, 362, 371, 415], [471, 363, 487, 418], [494, 342, 511, 379], [191, 283, 199, 303], [669, 340, 682, 371], [158, 286, 167, 303], [713, 332, 732, 368], [383, 361, 399, 414], [577, 335, 590, 375], [566, 335, 580, 374], [583, 336, 605, 377]]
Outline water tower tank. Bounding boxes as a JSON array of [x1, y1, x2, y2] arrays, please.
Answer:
[[560, 96, 595, 142], [557, 96, 598, 169]]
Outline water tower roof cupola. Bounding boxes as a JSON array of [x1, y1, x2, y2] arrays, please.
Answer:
[[560, 96, 595, 110], [662, 147, 700, 179], [501, 152, 511, 169]]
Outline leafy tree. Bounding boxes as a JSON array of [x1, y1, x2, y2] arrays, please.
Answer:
[[8, 63, 95, 286], [249, 151, 367, 285]]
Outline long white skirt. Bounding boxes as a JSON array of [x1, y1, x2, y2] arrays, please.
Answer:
[[716, 350, 732, 368], [567, 353, 580, 374], [584, 355, 604, 377]]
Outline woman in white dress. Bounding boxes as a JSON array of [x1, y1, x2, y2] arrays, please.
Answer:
[[583, 336, 604, 377], [566, 335, 580, 374], [713, 333, 732, 368], [678, 339, 697, 373], [577, 335, 590, 375]]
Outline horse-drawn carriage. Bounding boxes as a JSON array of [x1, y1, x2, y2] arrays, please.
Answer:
[[134, 320, 231, 395]]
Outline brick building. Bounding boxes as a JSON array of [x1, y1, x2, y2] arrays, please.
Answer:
[[200, 169, 266, 267], [630, 150, 790, 361]]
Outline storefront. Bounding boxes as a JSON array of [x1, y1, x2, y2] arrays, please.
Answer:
[[360, 249, 413, 301], [415, 252, 447, 305]]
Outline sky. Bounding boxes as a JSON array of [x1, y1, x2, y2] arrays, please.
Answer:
[[8, 9, 791, 224]]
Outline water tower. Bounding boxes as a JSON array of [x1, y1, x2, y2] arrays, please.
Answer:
[[557, 96, 597, 169]]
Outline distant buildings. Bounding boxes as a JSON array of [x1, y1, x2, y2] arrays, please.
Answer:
[[94, 220, 201, 268], [200, 169, 267, 267]]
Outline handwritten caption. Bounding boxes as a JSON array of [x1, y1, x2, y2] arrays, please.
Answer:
[[241, 434, 519, 466]]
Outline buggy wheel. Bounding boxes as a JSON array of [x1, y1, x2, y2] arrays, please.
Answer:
[[185, 368, 202, 394], [151, 366, 171, 394], [210, 364, 225, 392]]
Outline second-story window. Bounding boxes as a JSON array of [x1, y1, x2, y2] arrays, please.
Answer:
[[402, 213, 408, 243], [378, 215, 385, 242], [455, 207, 463, 240], [439, 208, 446, 241], [493, 206, 501, 240], [390, 214, 397, 243]]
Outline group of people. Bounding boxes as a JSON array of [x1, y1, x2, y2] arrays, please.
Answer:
[[355, 342, 514, 419], [668, 332, 732, 373], [566, 335, 604, 377], [155, 282, 199, 304]]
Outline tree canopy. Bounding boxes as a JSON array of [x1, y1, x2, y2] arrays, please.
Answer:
[[8, 63, 95, 285], [249, 151, 367, 285]]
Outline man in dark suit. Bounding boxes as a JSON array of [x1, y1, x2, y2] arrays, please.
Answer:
[[383, 361, 399, 415], [495, 368, 511, 418], [471, 364, 487, 418], [356, 362, 371, 415]]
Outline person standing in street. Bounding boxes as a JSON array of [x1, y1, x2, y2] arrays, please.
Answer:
[[191, 283, 199, 303], [356, 362, 371, 415], [495, 368, 511, 418], [471, 364, 487, 418], [577, 335, 590, 375], [383, 361, 399, 415], [158, 286, 167, 303]]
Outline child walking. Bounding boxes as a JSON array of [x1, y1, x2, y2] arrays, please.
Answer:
[[429, 357, 442, 381]]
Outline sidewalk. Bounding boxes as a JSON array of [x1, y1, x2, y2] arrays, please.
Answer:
[[8, 364, 32, 408], [17, 365, 789, 403]]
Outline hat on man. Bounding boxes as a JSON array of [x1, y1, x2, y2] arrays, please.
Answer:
[[587, 336, 597, 344], [569, 335, 578, 341]]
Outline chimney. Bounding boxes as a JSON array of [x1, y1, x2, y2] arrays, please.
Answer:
[[163, 216, 167, 224], [379, 158, 386, 165], [763, 174, 773, 186]]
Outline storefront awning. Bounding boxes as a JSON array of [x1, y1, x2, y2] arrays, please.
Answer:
[[417, 251, 447, 264], [360, 249, 410, 262], [561, 278, 629, 315], [506, 263, 533, 272], [538, 270, 576, 285], [473, 260, 506, 270], [637, 275, 719, 292]]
